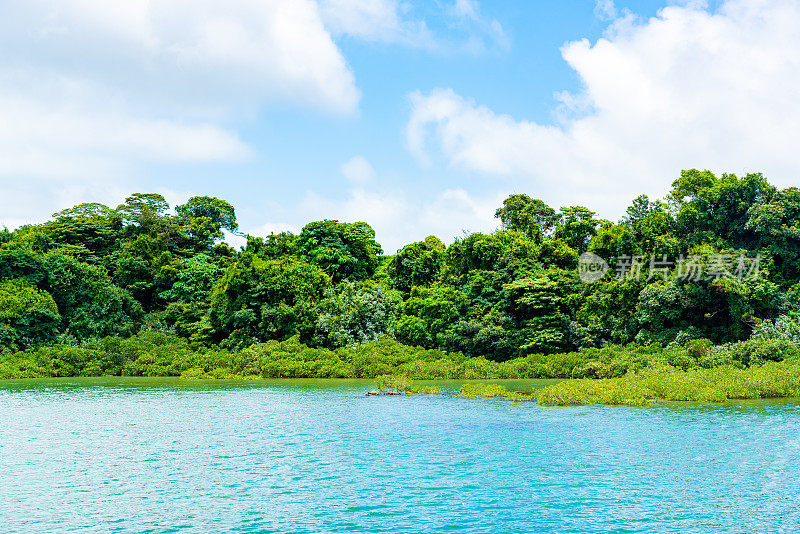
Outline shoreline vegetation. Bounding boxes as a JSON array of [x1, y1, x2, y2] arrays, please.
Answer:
[[2, 332, 799, 406], [2, 171, 800, 405], [459, 361, 800, 406], [371, 363, 800, 407], [1, 331, 797, 381]]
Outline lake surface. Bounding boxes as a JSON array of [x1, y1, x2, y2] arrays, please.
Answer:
[[1, 378, 799, 533]]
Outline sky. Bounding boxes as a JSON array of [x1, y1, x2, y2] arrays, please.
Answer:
[[1, 0, 798, 253]]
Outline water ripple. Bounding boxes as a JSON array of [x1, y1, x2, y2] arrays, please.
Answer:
[[0, 379, 799, 533]]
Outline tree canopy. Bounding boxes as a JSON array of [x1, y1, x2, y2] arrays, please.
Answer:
[[0, 170, 798, 361]]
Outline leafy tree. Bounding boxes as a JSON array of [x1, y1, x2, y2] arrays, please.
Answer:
[[112, 233, 181, 311], [117, 193, 169, 222], [41, 253, 142, 339], [163, 254, 226, 342], [589, 221, 627, 260], [574, 277, 643, 346], [500, 270, 580, 354], [440, 312, 517, 361], [0, 247, 48, 284], [246, 232, 297, 259], [554, 206, 600, 254], [746, 187, 800, 280], [108, 193, 202, 310], [751, 315, 800, 344], [177, 196, 238, 232], [393, 285, 470, 348], [446, 230, 539, 277], [0, 228, 11, 245], [39, 203, 123, 259], [388, 236, 446, 293], [162, 254, 225, 303], [0, 249, 141, 339], [0, 279, 61, 350], [313, 282, 400, 348], [634, 281, 710, 345], [176, 196, 238, 250], [669, 170, 775, 249], [209, 253, 330, 347], [620, 195, 678, 255], [495, 194, 560, 242], [536, 238, 579, 270], [296, 220, 382, 282]]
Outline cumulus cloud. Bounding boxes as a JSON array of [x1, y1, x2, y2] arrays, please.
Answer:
[[0, 0, 359, 116], [407, 0, 800, 218], [0, 0, 361, 230]]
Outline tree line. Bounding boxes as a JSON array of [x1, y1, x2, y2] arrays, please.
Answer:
[[1, 170, 799, 367]]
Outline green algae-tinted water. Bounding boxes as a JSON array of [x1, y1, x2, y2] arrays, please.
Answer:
[[1, 378, 798, 533]]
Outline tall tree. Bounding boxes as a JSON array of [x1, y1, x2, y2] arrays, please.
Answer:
[[495, 194, 560, 242], [296, 220, 382, 282]]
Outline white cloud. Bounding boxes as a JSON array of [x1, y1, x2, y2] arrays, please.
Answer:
[[340, 156, 376, 184], [318, 0, 433, 46], [450, 0, 509, 53], [453, 0, 480, 19], [0, 0, 361, 230], [594, 0, 618, 20], [0, 89, 249, 181], [296, 187, 504, 253], [0, 0, 359, 116], [234, 186, 504, 254], [407, 0, 800, 218], [417, 188, 503, 241], [318, 0, 507, 52]]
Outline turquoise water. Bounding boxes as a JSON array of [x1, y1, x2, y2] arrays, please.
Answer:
[[1, 378, 799, 533]]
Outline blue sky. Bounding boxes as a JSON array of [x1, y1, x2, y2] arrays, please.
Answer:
[[0, 0, 796, 252]]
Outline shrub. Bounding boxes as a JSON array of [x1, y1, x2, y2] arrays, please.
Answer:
[[751, 315, 800, 345]]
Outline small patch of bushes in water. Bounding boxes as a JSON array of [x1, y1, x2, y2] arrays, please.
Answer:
[[373, 374, 441, 395], [458, 383, 526, 402]]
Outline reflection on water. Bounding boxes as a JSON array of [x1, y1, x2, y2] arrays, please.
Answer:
[[1, 378, 799, 533]]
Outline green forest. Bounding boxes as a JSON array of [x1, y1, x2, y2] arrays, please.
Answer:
[[1, 169, 800, 386]]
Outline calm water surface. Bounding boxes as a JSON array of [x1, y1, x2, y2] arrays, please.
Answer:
[[1, 378, 799, 533]]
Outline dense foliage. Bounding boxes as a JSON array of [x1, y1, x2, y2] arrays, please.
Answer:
[[1, 171, 799, 380], [2, 327, 797, 381]]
